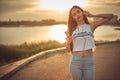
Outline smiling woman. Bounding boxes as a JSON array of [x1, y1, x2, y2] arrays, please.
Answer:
[[39, 0, 89, 11]]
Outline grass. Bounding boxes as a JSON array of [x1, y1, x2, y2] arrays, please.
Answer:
[[0, 39, 120, 66], [0, 40, 65, 66]]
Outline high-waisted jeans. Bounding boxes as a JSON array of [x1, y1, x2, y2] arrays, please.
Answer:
[[70, 53, 95, 80]]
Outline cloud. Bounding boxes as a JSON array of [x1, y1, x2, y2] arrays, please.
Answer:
[[0, 0, 120, 21], [0, 0, 38, 13], [88, 0, 120, 6], [15, 9, 68, 21]]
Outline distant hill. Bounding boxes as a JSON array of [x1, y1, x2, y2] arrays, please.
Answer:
[[0, 15, 120, 27]]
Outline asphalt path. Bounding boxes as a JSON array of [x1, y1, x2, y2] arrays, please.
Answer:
[[8, 42, 120, 80]]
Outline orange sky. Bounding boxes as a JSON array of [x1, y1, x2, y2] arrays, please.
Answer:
[[0, 0, 120, 21]]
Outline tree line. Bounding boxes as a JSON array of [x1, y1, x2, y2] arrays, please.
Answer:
[[0, 19, 67, 27]]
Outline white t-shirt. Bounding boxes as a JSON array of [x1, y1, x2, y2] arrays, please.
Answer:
[[72, 23, 96, 51]]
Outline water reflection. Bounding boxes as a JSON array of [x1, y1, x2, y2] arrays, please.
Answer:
[[94, 25, 120, 41], [0, 25, 120, 45], [49, 24, 67, 43]]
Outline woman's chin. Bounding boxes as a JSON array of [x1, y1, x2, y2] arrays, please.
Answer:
[[77, 19, 83, 22]]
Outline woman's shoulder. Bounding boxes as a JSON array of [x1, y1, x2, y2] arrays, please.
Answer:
[[85, 23, 90, 26], [85, 23, 94, 33], [84, 23, 91, 29]]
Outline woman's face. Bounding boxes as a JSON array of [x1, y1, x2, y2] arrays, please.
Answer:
[[71, 8, 84, 23]]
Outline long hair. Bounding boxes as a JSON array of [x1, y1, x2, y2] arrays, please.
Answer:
[[67, 5, 89, 52]]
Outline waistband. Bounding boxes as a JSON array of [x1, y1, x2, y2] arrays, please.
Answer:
[[72, 49, 93, 56]]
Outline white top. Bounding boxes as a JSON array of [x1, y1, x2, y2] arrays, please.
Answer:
[[72, 23, 96, 51]]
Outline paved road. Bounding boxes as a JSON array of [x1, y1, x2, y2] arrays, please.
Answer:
[[8, 42, 120, 80]]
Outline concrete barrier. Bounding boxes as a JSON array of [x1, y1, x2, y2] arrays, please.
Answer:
[[0, 47, 66, 80]]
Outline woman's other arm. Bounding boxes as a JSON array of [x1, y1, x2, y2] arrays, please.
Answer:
[[84, 11, 114, 32]]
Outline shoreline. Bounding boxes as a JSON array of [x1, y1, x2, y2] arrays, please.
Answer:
[[0, 40, 119, 67], [0, 23, 120, 27], [0, 40, 120, 66]]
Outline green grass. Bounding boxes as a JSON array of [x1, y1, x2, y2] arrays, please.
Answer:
[[0, 39, 120, 66], [0, 40, 65, 66]]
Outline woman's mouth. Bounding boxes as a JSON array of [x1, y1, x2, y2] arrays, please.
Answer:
[[77, 16, 81, 20]]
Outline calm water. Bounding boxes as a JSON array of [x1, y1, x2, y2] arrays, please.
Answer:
[[0, 24, 120, 45]]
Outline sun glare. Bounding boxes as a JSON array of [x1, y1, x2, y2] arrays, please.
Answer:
[[49, 25, 67, 43], [39, 0, 89, 11], [76, 0, 88, 6]]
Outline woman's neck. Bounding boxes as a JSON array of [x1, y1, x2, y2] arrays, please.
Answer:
[[77, 20, 85, 26]]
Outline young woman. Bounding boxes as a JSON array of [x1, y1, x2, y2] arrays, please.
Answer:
[[66, 5, 113, 80]]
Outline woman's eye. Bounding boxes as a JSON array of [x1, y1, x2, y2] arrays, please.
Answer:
[[77, 10, 80, 13]]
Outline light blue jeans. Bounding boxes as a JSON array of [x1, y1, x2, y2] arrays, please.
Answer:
[[70, 53, 95, 80]]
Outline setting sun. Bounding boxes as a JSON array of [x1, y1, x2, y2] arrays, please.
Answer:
[[39, 0, 89, 11], [77, 0, 88, 6]]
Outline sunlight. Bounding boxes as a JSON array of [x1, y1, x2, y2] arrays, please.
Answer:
[[49, 24, 67, 43], [77, 0, 88, 6], [39, 0, 89, 11]]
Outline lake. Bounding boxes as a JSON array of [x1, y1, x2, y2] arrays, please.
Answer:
[[0, 24, 120, 45]]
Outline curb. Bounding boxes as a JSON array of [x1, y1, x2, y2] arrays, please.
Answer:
[[0, 47, 66, 80]]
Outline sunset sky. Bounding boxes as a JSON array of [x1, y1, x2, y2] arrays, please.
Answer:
[[0, 0, 120, 21]]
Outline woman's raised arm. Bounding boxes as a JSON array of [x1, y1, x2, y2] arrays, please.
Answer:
[[84, 11, 114, 32]]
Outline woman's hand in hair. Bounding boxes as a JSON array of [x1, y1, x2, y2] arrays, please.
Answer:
[[83, 10, 93, 17]]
